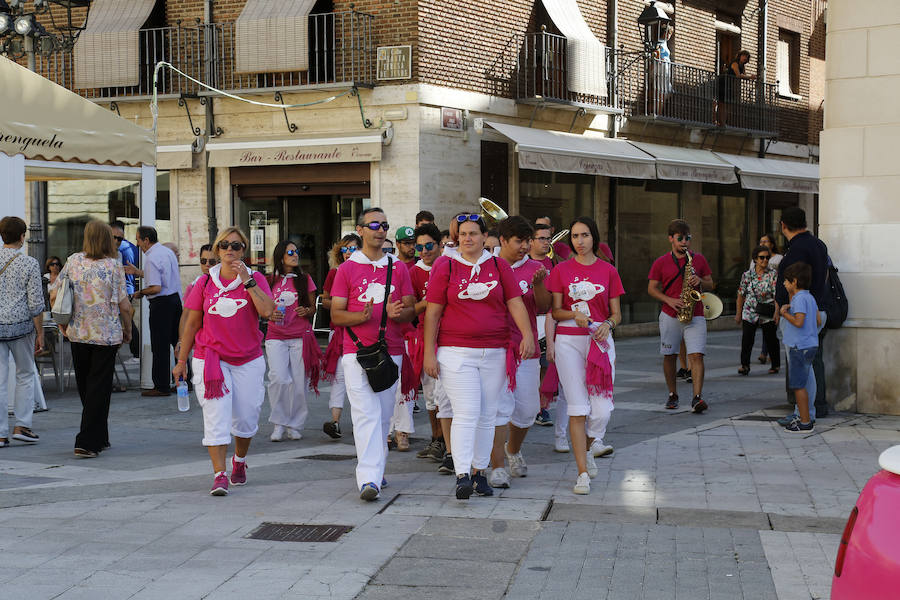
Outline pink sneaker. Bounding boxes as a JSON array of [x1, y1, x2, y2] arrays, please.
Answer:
[[210, 473, 229, 496], [230, 457, 247, 486]]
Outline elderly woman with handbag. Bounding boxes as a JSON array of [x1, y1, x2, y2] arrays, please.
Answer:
[[736, 244, 780, 376]]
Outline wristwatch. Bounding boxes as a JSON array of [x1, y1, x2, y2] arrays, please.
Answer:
[[243, 277, 257, 290]]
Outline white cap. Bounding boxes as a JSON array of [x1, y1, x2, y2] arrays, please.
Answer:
[[878, 445, 900, 475]]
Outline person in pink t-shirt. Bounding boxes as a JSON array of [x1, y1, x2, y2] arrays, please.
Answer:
[[424, 213, 535, 500], [330, 208, 416, 501], [265, 240, 320, 443], [548, 217, 625, 496], [173, 227, 275, 497], [488, 216, 550, 490], [647, 219, 714, 413]]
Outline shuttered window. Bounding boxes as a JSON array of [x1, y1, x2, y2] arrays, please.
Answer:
[[777, 29, 800, 97], [235, 0, 317, 74]]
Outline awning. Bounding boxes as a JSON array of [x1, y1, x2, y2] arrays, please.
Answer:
[[486, 121, 655, 179], [714, 152, 819, 193], [206, 131, 384, 168], [541, 0, 607, 98], [0, 56, 156, 167], [73, 0, 156, 88], [630, 142, 738, 184], [156, 144, 195, 170], [236, 0, 316, 74]]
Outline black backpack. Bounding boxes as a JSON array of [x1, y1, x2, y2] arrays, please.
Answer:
[[822, 258, 848, 329]]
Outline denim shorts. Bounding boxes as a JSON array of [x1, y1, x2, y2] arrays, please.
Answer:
[[787, 346, 817, 390]]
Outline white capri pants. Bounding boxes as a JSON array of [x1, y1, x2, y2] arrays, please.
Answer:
[[327, 331, 347, 410], [423, 373, 452, 418], [495, 357, 541, 428], [192, 356, 267, 446], [390, 383, 415, 434], [265, 338, 309, 431], [437, 346, 506, 475], [659, 313, 707, 356], [554, 335, 616, 441], [342, 353, 402, 490]]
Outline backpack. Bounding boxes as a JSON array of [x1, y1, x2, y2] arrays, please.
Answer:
[[822, 258, 848, 329], [51, 271, 75, 325]]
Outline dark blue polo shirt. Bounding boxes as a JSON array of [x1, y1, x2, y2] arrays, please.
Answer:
[[775, 231, 829, 306]]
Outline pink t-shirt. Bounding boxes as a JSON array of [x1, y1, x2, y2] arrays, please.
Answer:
[[648, 252, 712, 319], [332, 254, 414, 355], [506, 258, 544, 346], [532, 256, 554, 273], [323, 268, 337, 295], [185, 270, 272, 364], [410, 261, 432, 332], [553, 241, 572, 260], [266, 273, 317, 340], [426, 253, 523, 348], [547, 258, 625, 335]]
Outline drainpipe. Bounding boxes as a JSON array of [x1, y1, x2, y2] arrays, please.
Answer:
[[608, 0, 618, 138], [759, 0, 768, 158], [204, 0, 218, 243]]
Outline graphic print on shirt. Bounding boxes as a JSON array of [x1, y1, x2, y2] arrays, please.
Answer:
[[568, 279, 606, 302], [276, 290, 298, 306], [356, 279, 396, 304], [519, 280, 530, 295], [208, 295, 248, 318]]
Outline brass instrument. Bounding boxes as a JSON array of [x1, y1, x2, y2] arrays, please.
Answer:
[[478, 197, 508, 228], [547, 229, 569, 260], [676, 251, 703, 323]]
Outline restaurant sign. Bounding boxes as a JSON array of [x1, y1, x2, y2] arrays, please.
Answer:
[[207, 139, 382, 168]]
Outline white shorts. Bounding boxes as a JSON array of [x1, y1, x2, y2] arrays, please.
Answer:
[[192, 355, 267, 446], [495, 358, 541, 428], [659, 313, 707, 356]]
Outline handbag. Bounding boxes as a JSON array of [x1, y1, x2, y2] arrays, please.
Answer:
[[756, 301, 776, 319], [346, 257, 399, 392], [51, 269, 75, 325]]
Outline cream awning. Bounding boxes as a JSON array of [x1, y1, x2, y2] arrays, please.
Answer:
[[630, 142, 738, 184], [236, 0, 316, 74], [540, 0, 607, 98], [714, 152, 819, 193], [73, 0, 156, 89], [206, 132, 383, 168], [486, 121, 655, 179], [156, 144, 195, 170], [0, 56, 156, 167]]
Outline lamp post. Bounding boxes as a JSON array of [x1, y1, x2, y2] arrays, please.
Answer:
[[637, 1, 673, 53]]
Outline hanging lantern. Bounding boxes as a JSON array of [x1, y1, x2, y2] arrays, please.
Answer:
[[637, 1, 673, 52]]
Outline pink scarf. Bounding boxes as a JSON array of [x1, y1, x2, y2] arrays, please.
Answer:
[[322, 326, 343, 381], [506, 341, 521, 392], [301, 328, 324, 394], [202, 347, 228, 400], [540, 363, 559, 406], [586, 339, 614, 397]]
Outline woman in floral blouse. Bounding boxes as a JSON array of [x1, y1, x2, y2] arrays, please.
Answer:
[[735, 245, 780, 375]]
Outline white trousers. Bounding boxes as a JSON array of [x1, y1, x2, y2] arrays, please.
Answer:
[[192, 356, 267, 446], [390, 384, 415, 434], [265, 338, 309, 431], [555, 334, 615, 441], [342, 353, 402, 489], [328, 360, 347, 410], [437, 346, 506, 475], [0, 335, 35, 438], [496, 358, 541, 428], [423, 373, 451, 417], [554, 383, 569, 440]]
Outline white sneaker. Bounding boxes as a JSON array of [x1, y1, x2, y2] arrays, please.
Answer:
[[287, 428, 303, 440], [270, 425, 285, 442], [590, 439, 614, 457], [573, 472, 591, 495], [586, 451, 598, 478], [504, 442, 527, 477], [554, 437, 570, 453], [489, 467, 511, 488]]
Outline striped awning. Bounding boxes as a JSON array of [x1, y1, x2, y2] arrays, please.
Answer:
[[73, 0, 156, 89], [541, 0, 608, 98], [235, 0, 316, 74]]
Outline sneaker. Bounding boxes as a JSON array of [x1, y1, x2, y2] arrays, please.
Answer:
[[12, 427, 39, 443], [0, 438, 8, 448], [387, 435, 397, 451], [472, 471, 494, 496], [427, 439, 446, 462], [287, 428, 303, 440], [573, 472, 591, 495], [413, 402, 421, 414], [665, 393, 679, 410], [535, 409, 553, 426], [586, 451, 598, 478], [381, 477, 388, 489], [676, 367, 689, 379], [455, 474, 473, 499], [418, 438, 438, 459], [323, 421, 342, 439], [784, 417, 814, 433], [438, 453, 455, 474], [590, 440, 614, 458], [686, 370, 693, 383], [489, 467, 511, 488], [777, 413, 815, 427], [504, 442, 527, 477], [554, 437, 570, 453], [691, 395, 708, 414], [396, 431, 410, 452], [270, 425, 286, 442], [73, 447, 98, 458], [360, 482, 380, 501], [230, 457, 247, 485], [210, 473, 229, 496]]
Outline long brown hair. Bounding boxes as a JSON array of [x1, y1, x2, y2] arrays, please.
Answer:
[[82, 220, 117, 260], [269, 240, 311, 308]]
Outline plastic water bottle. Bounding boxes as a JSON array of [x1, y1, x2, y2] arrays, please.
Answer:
[[276, 296, 288, 320], [176, 378, 190, 412]]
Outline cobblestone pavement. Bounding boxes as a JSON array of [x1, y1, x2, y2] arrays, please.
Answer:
[[1, 330, 894, 599]]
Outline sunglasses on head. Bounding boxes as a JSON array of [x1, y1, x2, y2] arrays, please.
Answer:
[[675, 235, 692, 242], [285, 249, 298, 257], [113, 235, 124, 242], [217, 240, 246, 251], [415, 241, 437, 252], [756, 255, 770, 261], [364, 221, 390, 231], [382, 247, 395, 254], [456, 214, 481, 224], [199, 258, 218, 266], [340, 246, 357, 254]]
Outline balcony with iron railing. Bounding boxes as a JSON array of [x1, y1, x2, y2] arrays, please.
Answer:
[[33, 11, 376, 101]]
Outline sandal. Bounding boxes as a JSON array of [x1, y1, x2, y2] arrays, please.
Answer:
[[768, 367, 780, 374], [757, 354, 768, 365], [737, 366, 750, 376], [0, 438, 8, 448]]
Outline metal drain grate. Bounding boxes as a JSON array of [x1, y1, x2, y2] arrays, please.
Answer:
[[294, 454, 356, 461], [733, 415, 782, 422], [245, 523, 353, 542]]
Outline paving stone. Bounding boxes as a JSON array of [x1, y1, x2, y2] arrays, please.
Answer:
[[372, 557, 516, 590], [397, 533, 526, 563], [545, 502, 657, 524]]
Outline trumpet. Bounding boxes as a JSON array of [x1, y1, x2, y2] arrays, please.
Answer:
[[478, 197, 508, 228], [547, 229, 569, 260]]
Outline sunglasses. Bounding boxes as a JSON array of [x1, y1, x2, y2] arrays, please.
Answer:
[[415, 242, 437, 252], [382, 247, 395, 254], [48, 261, 61, 268], [113, 236, 124, 242], [756, 255, 770, 261], [199, 258, 218, 266], [340, 246, 358, 254], [285, 249, 298, 257], [364, 221, 390, 231], [456, 214, 481, 223], [675, 235, 692, 242], [217, 240, 246, 251]]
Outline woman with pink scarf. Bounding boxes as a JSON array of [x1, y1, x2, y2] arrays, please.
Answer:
[[173, 227, 275, 496], [547, 217, 624, 496]]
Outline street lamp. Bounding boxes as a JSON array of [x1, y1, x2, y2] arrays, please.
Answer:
[[637, 0, 673, 52], [0, 0, 91, 56]]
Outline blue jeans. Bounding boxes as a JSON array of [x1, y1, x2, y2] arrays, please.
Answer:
[[787, 346, 817, 421]]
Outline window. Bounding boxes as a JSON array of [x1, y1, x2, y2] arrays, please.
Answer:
[[777, 29, 801, 98]]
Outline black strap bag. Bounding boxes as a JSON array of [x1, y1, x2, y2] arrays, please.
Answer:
[[755, 302, 776, 319], [346, 257, 399, 392]]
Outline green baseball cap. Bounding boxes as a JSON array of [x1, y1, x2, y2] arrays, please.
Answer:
[[395, 226, 415, 241]]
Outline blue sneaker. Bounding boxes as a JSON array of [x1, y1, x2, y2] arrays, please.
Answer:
[[777, 413, 815, 427], [381, 477, 388, 489], [472, 471, 494, 496], [455, 474, 473, 499], [784, 417, 814, 433], [535, 409, 553, 426], [360, 482, 380, 501]]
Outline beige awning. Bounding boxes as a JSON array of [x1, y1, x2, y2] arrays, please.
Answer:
[[630, 142, 738, 184], [235, 0, 316, 74], [714, 152, 819, 193], [73, 0, 156, 89], [156, 144, 195, 170], [206, 132, 383, 168], [0, 56, 156, 167], [540, 0, 608, 98]]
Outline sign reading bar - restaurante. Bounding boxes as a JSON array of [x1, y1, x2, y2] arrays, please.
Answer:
[[207, 140, 382, 168]]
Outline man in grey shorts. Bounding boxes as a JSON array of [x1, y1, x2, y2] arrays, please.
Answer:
[[647, 220, 715, 413]]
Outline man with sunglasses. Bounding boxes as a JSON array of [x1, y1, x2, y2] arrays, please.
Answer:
[[648, 219, 714, 413], [330, 208, 416, 501]]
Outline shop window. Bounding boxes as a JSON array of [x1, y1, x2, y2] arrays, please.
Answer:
[[481, 141, 509, 213], [777, 29, 801, 98], [519, 169, 594, 233], [700, 184, 749, 315]]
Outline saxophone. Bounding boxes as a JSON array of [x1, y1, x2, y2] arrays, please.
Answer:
[[676, 252, 703, 324]]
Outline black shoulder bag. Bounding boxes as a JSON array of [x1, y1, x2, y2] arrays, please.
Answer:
[[346, 257, 399, 392]]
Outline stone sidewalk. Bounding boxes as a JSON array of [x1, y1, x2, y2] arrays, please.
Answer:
[[0, 330, 895, 599]]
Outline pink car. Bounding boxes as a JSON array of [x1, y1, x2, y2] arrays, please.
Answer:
[[831, 445, 900, 598]]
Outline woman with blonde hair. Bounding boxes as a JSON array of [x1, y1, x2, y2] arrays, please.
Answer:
[[50, 220, 132, 458], [173, 227, 275, 496]]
